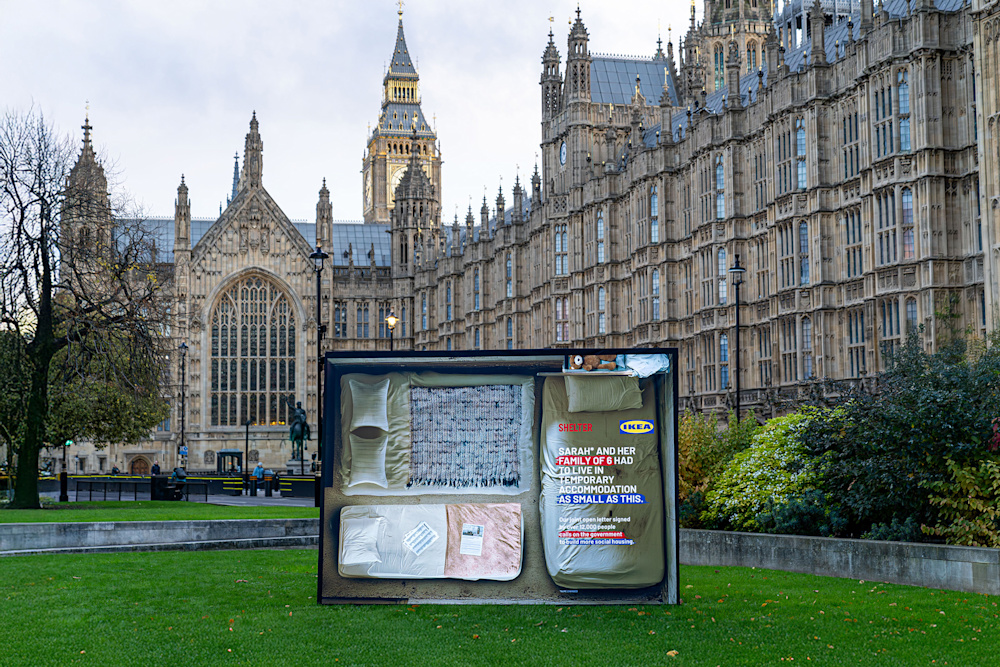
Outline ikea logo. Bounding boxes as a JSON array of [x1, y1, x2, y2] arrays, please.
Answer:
[[620, 420, 654, 434]]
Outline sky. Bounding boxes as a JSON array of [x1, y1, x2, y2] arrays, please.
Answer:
[[1, 0, 695, 224]]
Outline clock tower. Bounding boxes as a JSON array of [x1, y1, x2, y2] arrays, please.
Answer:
[[362, 9, 441, 224]]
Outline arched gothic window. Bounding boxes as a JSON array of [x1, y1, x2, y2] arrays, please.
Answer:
[[715, 155, 725, 219], [651, 269, 660, 320], [598, 287, 607, 334], [649, 185, 660, 244], [718, 247, 728, 304], [211, 275, 296, 427], [506, 254, 513, 298], [799, 221, 810, 285]]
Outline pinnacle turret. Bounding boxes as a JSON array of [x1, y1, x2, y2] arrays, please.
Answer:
[[238, 112, 263, 190]]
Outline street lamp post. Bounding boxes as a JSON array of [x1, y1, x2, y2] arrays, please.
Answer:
[[244, 419, 252, 495], [309, 245, 329, 468], [729, 254, 746, 422], [60, 440, 71, 502], [178, 342, 188, 469], [385, 310, 398, 351]]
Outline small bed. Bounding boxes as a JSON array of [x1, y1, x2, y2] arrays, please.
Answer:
[[339, 372, 534, 496], [539, 375, 665, 589], [337, 503, 523, 581]]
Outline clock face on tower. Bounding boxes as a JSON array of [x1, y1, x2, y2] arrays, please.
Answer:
[[559, 141, 567, 166]]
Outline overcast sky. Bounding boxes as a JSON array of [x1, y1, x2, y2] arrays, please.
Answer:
[[2, 0, 694, 224]]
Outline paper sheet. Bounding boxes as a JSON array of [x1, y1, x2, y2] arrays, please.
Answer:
[[459, 523, 484, 556], [402, 521, 439, 556]]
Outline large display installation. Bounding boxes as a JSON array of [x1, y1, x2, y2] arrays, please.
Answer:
[[318, 349, 679, 604]]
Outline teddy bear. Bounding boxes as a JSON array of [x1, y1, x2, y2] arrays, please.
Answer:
[[569, 353, 617, 371]]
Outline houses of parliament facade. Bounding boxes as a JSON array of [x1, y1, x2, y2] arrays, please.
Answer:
[[62, 0, 1000, 474]]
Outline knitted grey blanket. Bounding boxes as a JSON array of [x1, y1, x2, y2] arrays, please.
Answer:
[[408, 384, 522, 488]]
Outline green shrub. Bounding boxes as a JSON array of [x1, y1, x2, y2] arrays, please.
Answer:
[[757, 489, 848, 537], [800, 332, 1000, 538], [678, 409, 759, 528], [862, 517, 924, 542], [678, 409, 758, 499], [702, 410, 820, 531], [921, 457, 1000, 547]]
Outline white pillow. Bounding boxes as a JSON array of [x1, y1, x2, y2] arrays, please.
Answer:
[[347, 433, 388, 488], [565, 375, 643, 413], [341, 517, 383, 565], [349, 377, 390, 432]]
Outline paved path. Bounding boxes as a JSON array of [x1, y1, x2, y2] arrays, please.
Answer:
[[40, 489, 317, 508]]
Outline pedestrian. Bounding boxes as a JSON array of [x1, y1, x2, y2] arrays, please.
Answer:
[[252, 462, 264, 496], [111, 463, 120, 476], [151, 460, 161, 475]]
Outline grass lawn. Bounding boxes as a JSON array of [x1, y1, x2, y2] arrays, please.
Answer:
[[0, 501, 319, 523], [1, 550, 996, 666]]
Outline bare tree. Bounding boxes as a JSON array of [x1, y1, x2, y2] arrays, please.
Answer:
[[0, 108, 169, 508]]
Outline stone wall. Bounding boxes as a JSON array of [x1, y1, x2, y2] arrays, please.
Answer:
[[681, 529, 1000, 595]]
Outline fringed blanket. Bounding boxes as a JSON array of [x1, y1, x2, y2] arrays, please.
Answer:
[[408, 385, 522, 488]]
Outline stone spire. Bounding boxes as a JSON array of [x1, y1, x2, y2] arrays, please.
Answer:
[[565, 6, 591, 102], [229, 153, 239, 205], [764, 20, 779, 79], [239, 112, 263, 190], [68, 114, 109, 199], [466, 203, 475, 245], [809, 0, 827, 66], [541, 29, 563, 119], [512, 174, 524, 224], [174, 174, 190, 253], [395, 125, 434, 204], [496, 184, 506, 226], [726, 39, 743, 108], [531, 162, 542, 201], [316, 178, 331, 248], [480, 195, 490, 238], [660, 70, 675, 145], [451, 212, 461, 256], [64, 113, 112, 252]]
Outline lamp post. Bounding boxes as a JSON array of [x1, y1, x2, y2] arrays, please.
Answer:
[[729, 254, 746, 422], [60, 440, 72, 502], [178, 342, 187, 469], [385, 310, 398, 351], [244, 419, 252, 494], [309, 245, 328, 467]]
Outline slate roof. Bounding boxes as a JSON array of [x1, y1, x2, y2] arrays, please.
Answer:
[[387, 19, 416, 76], [145, 217, 393, 268], [591, 56, 679, 107], [375, 102, 436, 139], [780, 0, 966, 71]]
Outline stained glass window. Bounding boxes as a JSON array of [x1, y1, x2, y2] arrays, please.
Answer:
[[211, 276, 296, 427]]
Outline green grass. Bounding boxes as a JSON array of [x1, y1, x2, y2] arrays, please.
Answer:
[[1, 551, 996, 666], [0, 501, 319, 523]]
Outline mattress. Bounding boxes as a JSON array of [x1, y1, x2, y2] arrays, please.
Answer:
[[538, 376, 665, 589], [340, 372, 534, 496], [338, 503, 523, 581]]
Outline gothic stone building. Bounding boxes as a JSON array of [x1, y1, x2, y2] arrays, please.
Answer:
[[62, 2, 999, 474]]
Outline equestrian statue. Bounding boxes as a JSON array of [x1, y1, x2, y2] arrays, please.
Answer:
[[284, 396, 311, 461]]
